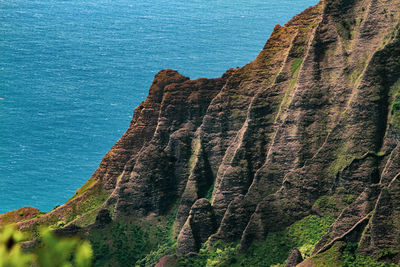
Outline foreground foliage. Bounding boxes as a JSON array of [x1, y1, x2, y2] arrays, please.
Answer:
[[0, 225, 93, 267]]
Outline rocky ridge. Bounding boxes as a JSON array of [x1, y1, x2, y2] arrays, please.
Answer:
[[3, 0, 400, 265]]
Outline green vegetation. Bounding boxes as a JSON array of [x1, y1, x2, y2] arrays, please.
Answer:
[[188, 138, 201, 173], [69, 208, 101, 228], [230, 94, 242, 101], [71, 179, 97, 200], [313, 192, 357, 218], [342, 243, 398, 267], [178, 215, 334, 267], [313, 195, 339, 215], [89, 222, 150, 267], [328, 142, 354, 177], [349, 60, 366, 84], [290, 59, 303, 77], [178, 241, 238, 267], [0, 208, 44, 226], [136, 239, 177, 267], [312, 241, 345, 266], [65, 184, 110, 224], [343, 194, 357, 205], [136, 205, 179, 267], [381, 22, 400, 48], [0, 224, 93, 267], [33, 211, 47, 219], [49, 220, 66, 230], [238, 215, 335, 266], [336, 18, 357, 40], [89, 202, 179, 267], [274, 57, 304, 124], [312, 241, 398, 267], [205, 182, 215, 200], [389, 79, 400, 133]]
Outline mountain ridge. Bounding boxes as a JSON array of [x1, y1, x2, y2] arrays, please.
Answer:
[[2, 0, 400, 265]]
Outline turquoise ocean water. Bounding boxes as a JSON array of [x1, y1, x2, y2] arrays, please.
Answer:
[[0, 0, 318, 213]]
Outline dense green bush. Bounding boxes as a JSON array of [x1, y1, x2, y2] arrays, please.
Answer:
[[178, 241, 238, 267], [89, 222, 150, 267], [0, 224, 93, 267], [342, 243, 398, 267]]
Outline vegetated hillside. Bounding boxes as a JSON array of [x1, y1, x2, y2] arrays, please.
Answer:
[[3, 0, 400, 265]]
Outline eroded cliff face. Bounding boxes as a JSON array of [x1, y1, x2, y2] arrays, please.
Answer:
[[9, 0, 400, 265]]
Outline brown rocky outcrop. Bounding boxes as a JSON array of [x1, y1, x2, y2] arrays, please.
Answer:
[[94, 209, 112, 228], [52, 224, 82, 237], [0, 207, 40, 225], [285, 248, 303, 267], [155, 255, 178, 267], [177, 198, 217, 256]]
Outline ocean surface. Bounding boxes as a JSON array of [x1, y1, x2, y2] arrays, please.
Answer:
[[0, 0, 318, 214]]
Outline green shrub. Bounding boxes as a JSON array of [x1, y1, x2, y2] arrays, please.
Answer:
[[178, 241, 238, 267], [342, 243, 397, 267], [90, 222, 150, 267], [136, 240, 177, 267], [0, 224, 93, 267]]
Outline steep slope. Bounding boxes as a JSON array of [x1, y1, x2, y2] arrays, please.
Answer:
[[6, 0, 400, 265]]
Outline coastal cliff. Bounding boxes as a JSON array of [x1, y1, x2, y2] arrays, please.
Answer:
[[3, 0, 400, 266]]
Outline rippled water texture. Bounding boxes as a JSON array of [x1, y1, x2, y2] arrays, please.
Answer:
[[0, 0, 318, 213]]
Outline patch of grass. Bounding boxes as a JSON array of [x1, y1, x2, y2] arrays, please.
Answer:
[[32, 211, 47, 219], [230, 109, 244, 119], [188, 138, 201, 173], [312, 241, 345, 266], [65, 184, 110, 223], [381, 22, 400, 48], [328, 141, 356, 177], [343, 194, 357, 205], [49, 220, 66, 230], [313, 193, 357, 218], [389, 79, 400, 133], [290, 59, 303, 77], [70, 178, 97, 201], [329, 154, 352, 176], [313, 196, 338, 214], [205, 182, 215, 201], [69, 208, 100, 227]]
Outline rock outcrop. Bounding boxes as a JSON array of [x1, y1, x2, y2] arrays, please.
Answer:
[[177, 198, 217, 256], [0, 207, 40, 225], [155, 255, 178, 267], [94, 209, 112, 228], [285, 248, 303, 267], [9, 0, 400, 265]]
